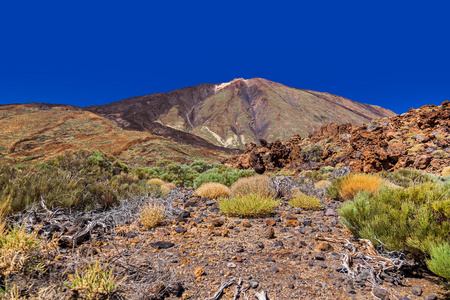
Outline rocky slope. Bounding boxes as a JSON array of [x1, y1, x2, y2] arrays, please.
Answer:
[[224, 101, 450, 175], [86, 78, 395, 149], [0, 104, 231, 165]]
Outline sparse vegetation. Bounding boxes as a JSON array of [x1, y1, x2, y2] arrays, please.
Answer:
[[139, 202, 165, 229], [147, 178, 165, 186], [230, 175, 273, 198], [339, 183, 450, 278], [443, 166, 450, 177], [67, 261, 119, 299], [219, 194, 279, 217], [194, 182, 231, 199], [300, 144, 323, 162], [288, 192, 323, 211], [338, 173, 382, 200], [193, 165, 254, 189]]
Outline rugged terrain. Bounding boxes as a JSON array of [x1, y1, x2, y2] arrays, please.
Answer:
[[0, 104, 231, 166], [8, 187, 447, 300], [225, 101, 450, 175], [86, 78, 395, 149]]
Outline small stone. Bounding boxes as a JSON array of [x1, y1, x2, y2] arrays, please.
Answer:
[[288, 283, 295, 289], [266, 219, 276, 226], [257, 241, 265, 249], [227, 262, 237, 268], [249, 281, 259, 288], [206, 201, 217, 206], [271, 267, 279, 273], [193, 267, 205, 277], [372, 287, 390, 300], [174, 227, 187, 234], [184, 201, 197, 207], [313, 252, 326, 260], [315, 241, 333, 252], [286, 220, 301, 227], [242, 221, 252, 228], [348, 289, 356, 294], [325, 208, 337, 217], [320, 263, 327, 269], [166, 282, 184, 296], [236, 247, 244, 253], [265, 257, 276, 263], [149, 241, 174, 249], [179, 211, 191, 219], [211, 219, 224, 227], [424, 293, 438, 300], [411, 285, 422, 296], [265, 227, 275, 239]]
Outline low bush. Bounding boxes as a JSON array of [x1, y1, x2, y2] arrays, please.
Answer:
[[288, 192, 323, 211], [339, 183, 450, 278], [67, 261, 119, 300], [219, 194, 279, 217], [160, 182, 176, 197], [159, 163, 199, 187], [300, 145, 323, 162], [147, 178, 165, 186], [139, 202, 165, 229], [443, 166, 450, 177], [194, 182, 230, 199], [193, 165, 254, 189], [230, 175, 273, 198], [379, 168, 447, 188], [314, 180, 332, 189], [0, 150, 161, 213], [339, 173, 382, 200], [427, 243, 450, 281]]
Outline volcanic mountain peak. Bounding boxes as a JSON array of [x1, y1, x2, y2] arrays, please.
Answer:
[[86, 78, 396, 149]]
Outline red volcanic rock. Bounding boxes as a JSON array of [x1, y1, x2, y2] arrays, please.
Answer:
[[225, 101, 450, 175]]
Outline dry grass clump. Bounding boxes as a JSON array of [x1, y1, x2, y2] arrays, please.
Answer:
[[67, 261, 119, 300], [289, 191, 323, 211], [219, 193, 279, 217], [194, 182, 230, 199], [443, 166, 450, 177], [160, 182, 176, 197], [314, 180, 332, 189], [339, 173, 382, 200], [230, 175, 273, 197], [147, 178, 165, 186], [139, 202, 165, 229], [0, 200, 40, 278]]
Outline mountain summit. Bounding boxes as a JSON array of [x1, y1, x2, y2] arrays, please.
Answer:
[[87, 78, 396, 149]]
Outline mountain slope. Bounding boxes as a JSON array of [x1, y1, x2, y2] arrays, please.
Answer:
[[86, 78, 396, 149], [0, 104, 230, 165]]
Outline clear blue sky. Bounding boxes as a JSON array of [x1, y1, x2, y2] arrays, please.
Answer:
[[1, 1, 449, 114]]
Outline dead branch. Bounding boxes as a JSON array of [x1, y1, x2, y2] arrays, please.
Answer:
[[255, 291, 268, 300], [204, 277, 235, 300], [233, 278, 242, 300]]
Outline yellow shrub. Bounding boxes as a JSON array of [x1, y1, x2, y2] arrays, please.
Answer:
[[139, 202, 165, 229], [194, 182, 230, 199], [289, 192, 323, 211], [147, 178, 165, 186], [160, 182, 176, 197], [230, 175, 273, 197], [219, 194, 279, 217], [339, 173, 382, 200], [442, 166, 450, 177]]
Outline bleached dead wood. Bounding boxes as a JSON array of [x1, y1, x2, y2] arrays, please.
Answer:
[[255, 291, 268, 300], [233, 278, 242, 300], [204, 277, 235, 300]]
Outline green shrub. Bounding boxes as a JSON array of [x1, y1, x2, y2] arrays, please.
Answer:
[[289, 192, 323, 211], [189, 160, 216, 173], [379, 168, 447, 188], [427, 243, 450, 281], [0, 150, 160, 213], [159, 163, 199, 187], [193, 165, 254, 189], [325, 177, 345, 199], [339, 183, 450, 265], [300, 145, 323, 162], [219, 194, 279, 217], [67, 261, 119, 299]]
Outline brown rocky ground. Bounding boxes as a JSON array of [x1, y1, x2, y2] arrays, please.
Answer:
[[224, 101, 450, 175], [10, 188, 448, 300]]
